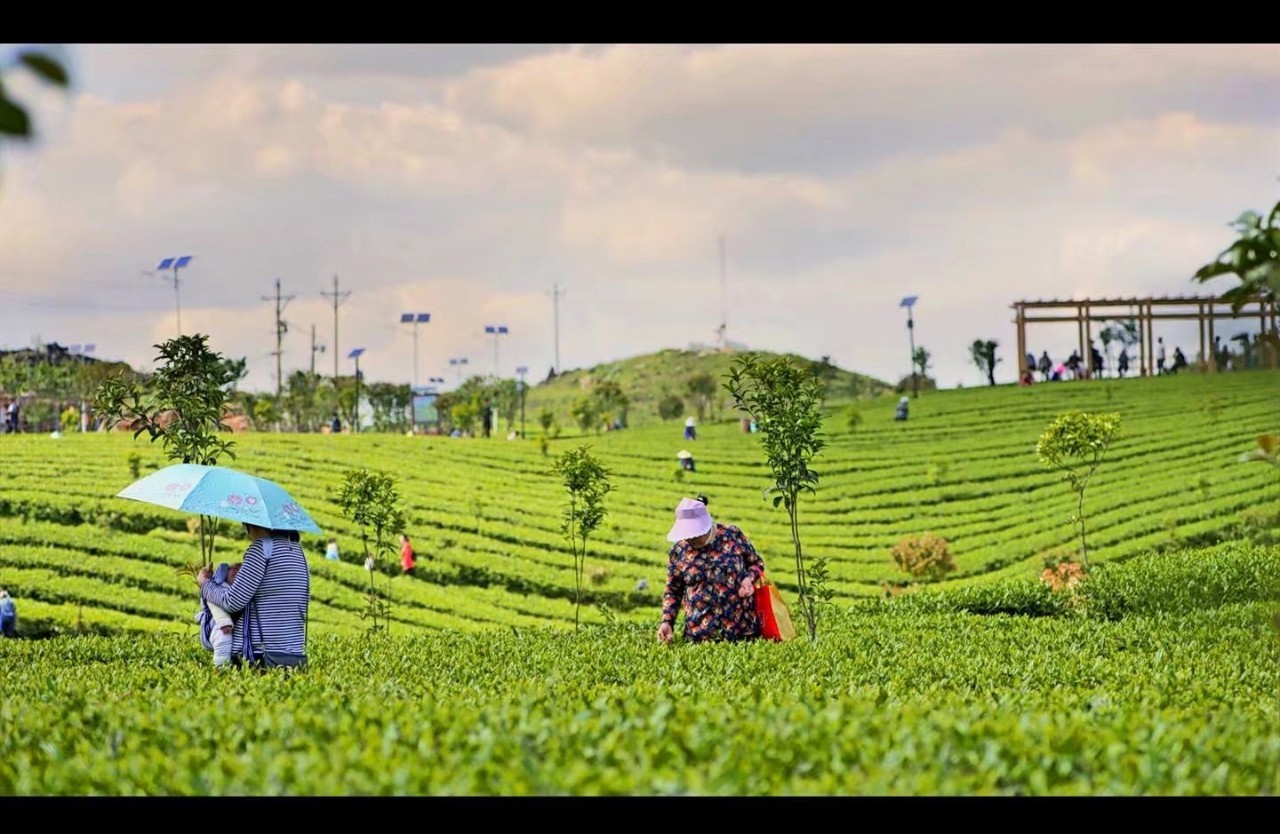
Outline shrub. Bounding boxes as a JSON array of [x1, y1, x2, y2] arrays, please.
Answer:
[[891, 533, 956, 581]]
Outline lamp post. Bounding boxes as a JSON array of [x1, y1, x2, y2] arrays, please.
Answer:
[[449, 357, 469, 384], [154, 256, 193, 337], [399, 312, 430, 392], [484, 325, 509, 378], [899, 295, 919, 399], [516, 365, 529, 439], [348, 347, 365, 433]]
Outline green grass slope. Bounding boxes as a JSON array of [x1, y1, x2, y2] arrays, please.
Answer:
[[523, 347, 891, 430]]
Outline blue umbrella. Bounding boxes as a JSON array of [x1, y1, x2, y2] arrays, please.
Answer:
[[117, 463, 323, 534]]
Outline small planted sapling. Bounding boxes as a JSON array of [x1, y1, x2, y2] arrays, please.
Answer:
[[1036, 411, 1123, 570], [95, 334, 238, 576], [336, 469, 407, 635], [724, 353, 830, 642], [550, 445, 611, 630]]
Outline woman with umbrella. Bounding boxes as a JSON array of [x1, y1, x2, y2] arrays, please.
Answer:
[[117, 463, 316, 670], [197, 523, 311, 670]]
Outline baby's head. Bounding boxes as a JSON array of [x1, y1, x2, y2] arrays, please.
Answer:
[[226, 563, 241, 583]]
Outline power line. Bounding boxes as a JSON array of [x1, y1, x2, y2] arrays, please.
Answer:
[[320, 274, 351, 382], [262, 278, 296, 401]]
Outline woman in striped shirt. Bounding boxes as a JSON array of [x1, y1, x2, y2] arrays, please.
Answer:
[[197, 523, 311, 670]]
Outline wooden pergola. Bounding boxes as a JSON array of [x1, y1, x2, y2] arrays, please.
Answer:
[[1012, 294, 1279, 377]]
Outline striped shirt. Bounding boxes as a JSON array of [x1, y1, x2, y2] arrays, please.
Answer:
[[202, 537, 310, 659]]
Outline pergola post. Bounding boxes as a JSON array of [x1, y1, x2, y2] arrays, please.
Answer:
[[1076, 304, 1085, 376], [1145, 303, 1155, 377], [1015, 304, 1027, 377], [1207, 301, 1217, 373], [1141, 303, 1152, 373], [1083, 304, 1093, 378]]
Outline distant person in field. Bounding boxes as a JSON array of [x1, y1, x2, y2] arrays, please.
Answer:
[[324, 539, 341, 561], [482, 403, 493, 439], [196, 562, 242, 667], [1157, 337, 1167, 375], [1173, 347, 1187, 374], [197, 524, 310, 671], [1019, 369, 1034, 386], [400, 534, 416, 574], [657, 496, 766, 646], [6, 400, 19, 433], [677, 450, 696, 472], [1118, 350, 1129, 378], [894, 396, 909, 421], [0, 589, 16, 637], [330, 413, 341, 434], [1038, 351, 1052, 382], [684, 416, 697, 441]]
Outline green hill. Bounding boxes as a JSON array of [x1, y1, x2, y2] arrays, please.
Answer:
[[0, 368, 1276, 640], [523, 348, 892, 430]]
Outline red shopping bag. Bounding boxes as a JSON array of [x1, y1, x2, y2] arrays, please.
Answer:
[[755, 575, 798, 642]]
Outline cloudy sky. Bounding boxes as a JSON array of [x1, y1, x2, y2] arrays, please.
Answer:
[[0, 44, 1276, 392]]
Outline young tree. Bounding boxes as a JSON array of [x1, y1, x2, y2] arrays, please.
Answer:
[[1193, 197, 1279, 363], [550, 445, 612, 629], [1098, 326, 1116, 378], [724, 353, 831, 642], [912, 347, 932, 384], [1036, 411, 1123, 569], [95, 334, 238, 569], [570, 395, 598, 434], [687, 372, 718, 422], [336, 469, 407, 635], [969, 339, 1000, 386], [808, 355, 838, 406], [590, 380, 629, 428], [657, 394, 685, 422]]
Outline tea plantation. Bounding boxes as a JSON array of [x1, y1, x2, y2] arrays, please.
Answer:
[[0, 370, 1276, 794]]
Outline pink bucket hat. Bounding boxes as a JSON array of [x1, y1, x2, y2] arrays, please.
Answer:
[[666, 497, 713, 543]]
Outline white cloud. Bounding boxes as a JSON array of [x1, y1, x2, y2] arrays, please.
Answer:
[[0, 44, 1276, 395]]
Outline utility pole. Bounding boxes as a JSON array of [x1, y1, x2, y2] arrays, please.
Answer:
[[310, 324, 326, 376], [263, 278, 296, 401], [321, 274, 351, 382], [717, 234, 728, 351], [549, 284, 566, 374], [516, 365, 529, 439], [900, 295, 920, 399]]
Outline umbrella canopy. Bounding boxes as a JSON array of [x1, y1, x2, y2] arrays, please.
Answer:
[[117, 463, 323, 533]]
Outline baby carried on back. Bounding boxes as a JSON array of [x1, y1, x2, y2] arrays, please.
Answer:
[[195, 562, 241, 666]]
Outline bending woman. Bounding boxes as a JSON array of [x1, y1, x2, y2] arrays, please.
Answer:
[[197, 523, 311, 669], [657, 496, 765, 645]]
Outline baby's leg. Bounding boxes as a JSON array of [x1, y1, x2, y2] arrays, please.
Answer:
[[211, 627, 233, 667]]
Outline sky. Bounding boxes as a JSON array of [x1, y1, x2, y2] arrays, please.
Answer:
[[0, 43, 1277, 392]]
